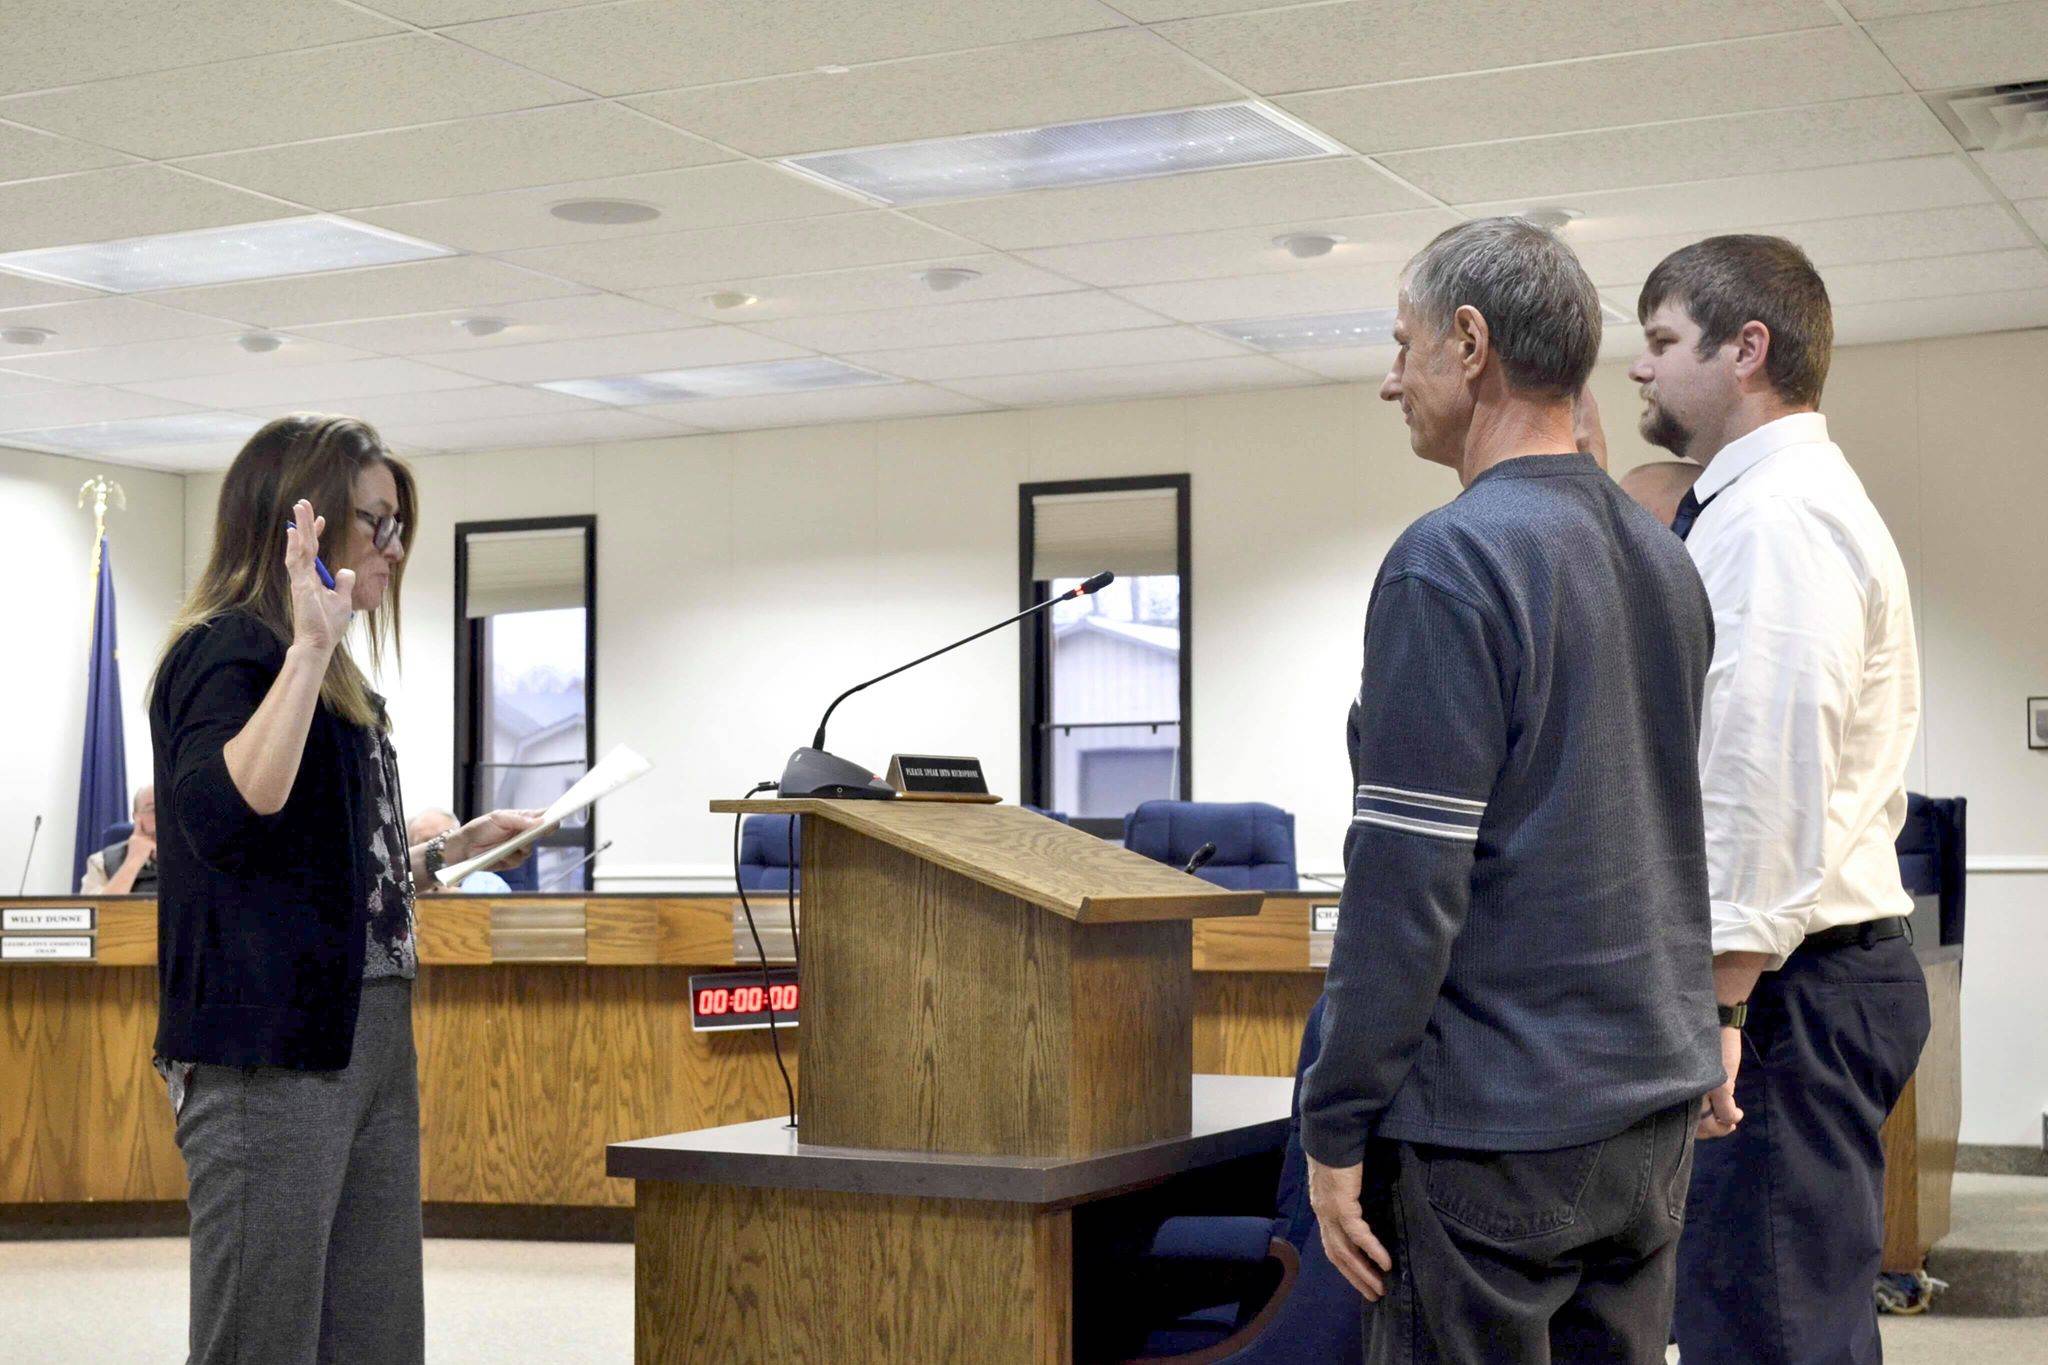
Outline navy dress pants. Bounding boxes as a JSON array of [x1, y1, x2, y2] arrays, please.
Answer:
[[1672, 932, 1929, 1365]]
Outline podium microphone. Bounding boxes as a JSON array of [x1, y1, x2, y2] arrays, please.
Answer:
[[17, 814, 42, 896], [780, 571, 1116, 799], [538, 839, 611, 891]]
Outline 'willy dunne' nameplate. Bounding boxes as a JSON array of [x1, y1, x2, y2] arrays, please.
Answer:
[[4, 907, 95, 932]]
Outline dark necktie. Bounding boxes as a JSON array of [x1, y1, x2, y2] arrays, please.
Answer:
[[1671, 487, 1714, 541]]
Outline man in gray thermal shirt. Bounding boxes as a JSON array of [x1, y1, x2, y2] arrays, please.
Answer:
[[1301, 218, 1724, 1364]]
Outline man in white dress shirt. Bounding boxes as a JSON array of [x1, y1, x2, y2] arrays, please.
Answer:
[[1628, 235, 1929, 1364]]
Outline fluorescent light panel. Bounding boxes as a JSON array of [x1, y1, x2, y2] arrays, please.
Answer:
[[783, 101, 1345, 207], [1208, 307, 1397, 352], [539, 357, 896, 405], [3, 411, 264, 454], [0, 216, 455, 293]]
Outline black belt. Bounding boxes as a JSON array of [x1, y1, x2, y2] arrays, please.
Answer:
[[1796, 917, 1909, 955]]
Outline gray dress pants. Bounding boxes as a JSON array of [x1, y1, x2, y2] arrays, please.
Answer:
[[175, 979, 424, 1365]]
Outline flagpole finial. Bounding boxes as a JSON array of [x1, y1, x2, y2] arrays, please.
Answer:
[[77, 477, 125, 577]]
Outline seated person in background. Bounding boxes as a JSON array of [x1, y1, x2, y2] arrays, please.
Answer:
[[407, 808, 512, 894], [79, 785, 160, 895], [1618, 460, 1705, 529]]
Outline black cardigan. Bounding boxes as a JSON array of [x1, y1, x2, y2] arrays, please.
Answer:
[[150, 612, 375, 1070]]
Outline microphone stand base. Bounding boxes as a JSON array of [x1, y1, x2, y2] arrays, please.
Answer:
[[777, 748, 897, 800]]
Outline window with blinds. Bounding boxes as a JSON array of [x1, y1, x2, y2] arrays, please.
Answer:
[[454, 517, 596, 892], [1020, 477, 1190, 837]]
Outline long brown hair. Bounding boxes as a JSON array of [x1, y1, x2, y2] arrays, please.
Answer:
[[160, 414, 417, 730]]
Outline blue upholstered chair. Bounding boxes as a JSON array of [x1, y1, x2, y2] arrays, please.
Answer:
[[1024, 806, 1072, 825], [1123, 802, 1298, 891], [738, 814, 801, 894], [1895, 793, 1966, 948], [101, 820, 134, 849], [1105, 994, 1361, 1363]]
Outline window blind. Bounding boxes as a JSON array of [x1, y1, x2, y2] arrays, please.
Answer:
[[463, 527, 586, 618], [1029, 486, 1178, 581]]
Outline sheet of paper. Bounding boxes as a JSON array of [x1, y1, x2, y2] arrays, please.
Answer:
[[436, 744, 652, 886]]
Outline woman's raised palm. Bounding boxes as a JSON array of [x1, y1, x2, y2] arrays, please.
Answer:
[[285, 499, 354, 654]]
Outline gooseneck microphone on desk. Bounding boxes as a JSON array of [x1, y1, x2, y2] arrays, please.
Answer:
[[778, 571, 1116, 799], [17, 814, 42, 897]]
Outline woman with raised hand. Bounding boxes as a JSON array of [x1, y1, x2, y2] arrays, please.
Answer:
[[149, 414, 539, 1364]]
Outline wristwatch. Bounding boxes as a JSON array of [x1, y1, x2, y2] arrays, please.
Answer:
[[1717, 1002, 1749, 1030], [423, 832, 449, 878]]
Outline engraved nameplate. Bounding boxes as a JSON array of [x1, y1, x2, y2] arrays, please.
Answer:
[[1309, 903, 1339, 970], [3, 907, 94, 932], [2, 936, 94, 961]]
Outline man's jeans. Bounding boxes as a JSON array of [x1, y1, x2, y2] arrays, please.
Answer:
[[1363, 1098, 1699, 1363]]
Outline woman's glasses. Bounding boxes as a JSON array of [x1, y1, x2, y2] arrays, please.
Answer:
[[355, 508, 404, 551]]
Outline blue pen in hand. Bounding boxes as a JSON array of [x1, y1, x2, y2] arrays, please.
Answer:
[[283, 522, 337, 590]]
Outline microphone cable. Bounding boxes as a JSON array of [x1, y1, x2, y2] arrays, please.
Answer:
[[732, 781, 797, 1131]]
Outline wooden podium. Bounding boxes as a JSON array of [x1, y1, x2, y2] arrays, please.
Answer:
[[612, 799, 1263, 1363]]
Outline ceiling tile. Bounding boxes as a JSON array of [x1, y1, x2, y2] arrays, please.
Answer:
[[1470, 155, 1992, 241], [0, 385, 199, 431], [1384, 95, 1953, 204], [0, 274, 101, 310], [2, 35, 581, 160], [1112, 264, 1401, 322], [1280, 343, 1398, 382], [1279, 31, 1900, 156], [628, 254, 1078, 321], [1107, 0, 1298, 19], [1016, 209, 1458, 287], [126, 356, 488, 409], [1568, 203, 2033, 287], [446, 0, 1120, 97], [845, 326, 1249, 382], [144, 256, 591, 328], [342, 384, 605, 428], [1155, 0, 1835, 95], [626, 29, 1235, 158], [744, 291, 1167, 352], [353, 162, 860, 254], [286, 294, 700, 356], [1832, 286, 2048, 345], [0, 332, 376, 385], [0, 165, 295, 253], [2019, 198, 2048, 238], [1821, 249, 2048, 306], [0, 296, 241, 349], [1843, 0, 1995, 16], [422, 327, 807, 383], [382, 407, 696, 452], [0, 120, 131, 184], [0, 370, 80, 396], [174, 103, 731, 211], [632, 383, 991, 430], [1974, 146, 2048, 200], [500, 213, 967, 292], [1864, 1, 2048, 89], [354, 0, 616, 24], [910, 159, 1428, 250], [948, 354, 1312, 405], [0, 0, 399, 98]]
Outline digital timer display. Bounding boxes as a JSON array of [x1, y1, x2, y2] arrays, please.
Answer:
[[689, 967, 799, 1033]]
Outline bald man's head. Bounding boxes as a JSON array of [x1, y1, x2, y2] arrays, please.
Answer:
[[1618, 460, 1704, 528], [407, 808, 459, 846]]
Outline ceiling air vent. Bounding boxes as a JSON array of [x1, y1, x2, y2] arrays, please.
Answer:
[[1925, 80, 2048, 153]]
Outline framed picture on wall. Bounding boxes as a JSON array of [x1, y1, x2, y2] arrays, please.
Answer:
[[2031, 697, 2048, 751]]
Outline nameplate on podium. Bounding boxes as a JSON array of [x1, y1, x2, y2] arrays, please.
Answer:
[[3, 906, 94, 932], [2, 936, 94, 961]]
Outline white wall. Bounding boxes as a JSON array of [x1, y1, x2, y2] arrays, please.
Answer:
[[175, 332, 2046, 1144], [0, 447, 186, 896]]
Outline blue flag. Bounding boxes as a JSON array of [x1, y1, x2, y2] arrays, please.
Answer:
[[72, 536, 127, 893]]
